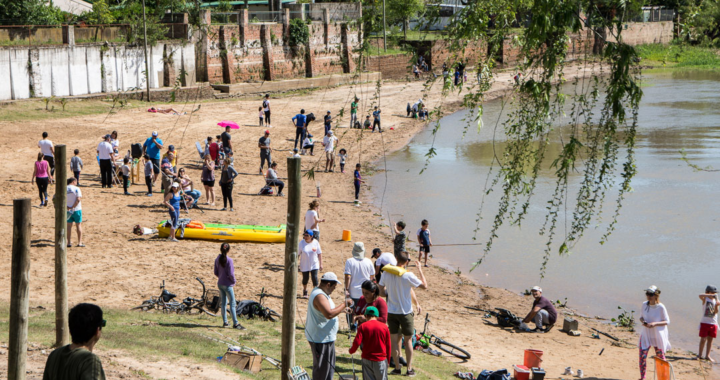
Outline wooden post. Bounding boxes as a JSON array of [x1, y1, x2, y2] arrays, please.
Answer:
[[281, 157, 302, 378], [54, 144, 69, 347], [8, 199, 31, 380], [142, 0, 151, 102]]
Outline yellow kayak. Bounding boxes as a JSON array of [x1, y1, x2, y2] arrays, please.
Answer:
[[157, 220, 286, 243]]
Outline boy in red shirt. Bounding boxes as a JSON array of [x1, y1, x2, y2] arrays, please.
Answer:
[[349, 306, 391, 380]]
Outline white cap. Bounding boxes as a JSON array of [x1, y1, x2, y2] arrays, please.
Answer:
[[171, 182, 179, 188], [531, 286, 542, 292], [320, 272, 341, 284], [645, 285, 658, 294], [152, 131, 158, 137]]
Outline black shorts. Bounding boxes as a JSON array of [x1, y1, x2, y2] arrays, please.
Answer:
[[203, 180, 215, 187], [150, 158, 160, 174], [419, 244, 430, 254]]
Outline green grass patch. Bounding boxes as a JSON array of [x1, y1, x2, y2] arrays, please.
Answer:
[[400, 30, 448, 41], [0, 99, 125, 122], [0, 305, 469, 379], [636, 44, 720, 69]]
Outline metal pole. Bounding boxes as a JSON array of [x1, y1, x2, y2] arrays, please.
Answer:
[[142, 0, 151, 102], [382, 0, 387, 53], [280, 157, 302, 378], [54, 145, 69, 347], [8, 198, 31, 380]]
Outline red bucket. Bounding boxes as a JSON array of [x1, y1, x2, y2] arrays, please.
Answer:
[[524, 349, 543, 369]]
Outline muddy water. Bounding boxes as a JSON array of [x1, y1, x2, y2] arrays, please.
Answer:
[[370, 71, 720, 351]]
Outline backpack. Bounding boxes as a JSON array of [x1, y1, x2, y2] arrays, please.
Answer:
[[259, 185, 274, 196], [131, 143, 143, 159]]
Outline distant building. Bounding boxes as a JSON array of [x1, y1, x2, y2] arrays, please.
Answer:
[[50, 0, 92, 15]]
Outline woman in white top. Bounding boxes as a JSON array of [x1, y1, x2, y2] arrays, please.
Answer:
[[298, 230, 322, 299], [304, 200, 325, 241], [638, 286, 670, 380]]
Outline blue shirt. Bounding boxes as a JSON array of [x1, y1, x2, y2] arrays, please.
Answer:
[[143, 137, 163, 159], [169, 193, 181, 211], [418, 228, 430, 246], [292, 114, 307, 128], [354, 170, 361, 185], [373, 110, 381, 121]]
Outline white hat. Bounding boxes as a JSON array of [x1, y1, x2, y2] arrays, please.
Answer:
[[645, 285, 658, 294], [328, 131, 334, 135], [171, 182, 179, 188], [531, 286, 542, 292], [152, 131, 158, 137], [320, 272, 341, 284]]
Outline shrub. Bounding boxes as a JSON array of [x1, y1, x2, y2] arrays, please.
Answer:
[[289, 18, 309, 47]]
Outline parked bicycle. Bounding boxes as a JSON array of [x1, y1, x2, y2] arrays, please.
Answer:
[[132, 278, 217, 316], [236, 287, 282, 322], [417, 313, 471, 360]]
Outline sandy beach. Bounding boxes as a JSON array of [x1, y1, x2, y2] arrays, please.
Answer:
[[0, 64, 715, 380]]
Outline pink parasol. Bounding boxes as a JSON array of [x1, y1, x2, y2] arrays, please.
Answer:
[[218, 121, 240, 129]]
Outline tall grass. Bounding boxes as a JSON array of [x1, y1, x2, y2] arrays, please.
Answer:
[[636, 44, 720, 69]]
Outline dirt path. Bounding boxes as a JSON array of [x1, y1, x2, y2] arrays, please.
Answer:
[[0, 65, 713, 380]]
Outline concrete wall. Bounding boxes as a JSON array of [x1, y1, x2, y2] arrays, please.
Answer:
[[0, 41, 196, 101], [607, 21, 674, 45]]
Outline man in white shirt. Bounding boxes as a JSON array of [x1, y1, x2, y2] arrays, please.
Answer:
[[66, 178, 84, 247], [344, 242, 375, 331], [96, 135, 114, 188], [379, 252, 427, 377], [371, 248, 397, 282], [38, 131, 55, 175], [322, 130, 338, 173]]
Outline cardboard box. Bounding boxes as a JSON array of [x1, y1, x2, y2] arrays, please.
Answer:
[[222, 351, 262, 373]]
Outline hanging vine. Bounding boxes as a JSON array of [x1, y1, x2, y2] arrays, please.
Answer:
[[424, 0, 643, 277]]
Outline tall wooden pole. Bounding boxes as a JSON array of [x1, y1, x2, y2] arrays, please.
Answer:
[[8, 198, 31, 380], [382, 0, 387, 53], [142, 0, 151, 102], [281, 157, 302, 378], [54, 145, 69, 347]]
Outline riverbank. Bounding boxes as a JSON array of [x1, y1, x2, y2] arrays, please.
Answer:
[[0, 64, 713, 379], [637, 44, 720, 70]]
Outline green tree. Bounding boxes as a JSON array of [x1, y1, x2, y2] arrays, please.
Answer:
[[217, 0, 233, 12], [288, 18, 310, 46], [386, 0, 425, 39], [0, 0, 64, 25], [84, 0, 116, 24]]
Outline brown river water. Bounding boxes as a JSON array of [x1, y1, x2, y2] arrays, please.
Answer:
[[370, 70, 720, 352]]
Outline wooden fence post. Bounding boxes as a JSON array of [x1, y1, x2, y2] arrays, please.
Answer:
[[281, 157, 302, 378], [54, 144, 69, 347], [8, 198, 32, 380]]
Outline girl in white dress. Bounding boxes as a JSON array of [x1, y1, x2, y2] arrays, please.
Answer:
[[638, 286, 670, 380]]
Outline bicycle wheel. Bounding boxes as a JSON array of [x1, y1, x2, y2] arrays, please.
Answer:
[[431, 336, 471, 360], [266, 308, 282, 319], [131, 301, 155, 311]]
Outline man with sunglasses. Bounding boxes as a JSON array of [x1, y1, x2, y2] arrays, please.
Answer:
[[43, 303, 106, 380], [522, 286, 557, 333]]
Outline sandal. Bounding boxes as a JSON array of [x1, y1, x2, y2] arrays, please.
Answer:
[[77, 244, 85, 247]]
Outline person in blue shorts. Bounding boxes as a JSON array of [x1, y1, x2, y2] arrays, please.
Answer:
[[66, 177, 85, 247], [142, 131, 164, 185]]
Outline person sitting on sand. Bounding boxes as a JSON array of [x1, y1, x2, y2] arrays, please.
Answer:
[[265, 162, 285, 196], [522, 286, 557, 333], [303, 134, 315, 156], [148, 107, 181, 115]]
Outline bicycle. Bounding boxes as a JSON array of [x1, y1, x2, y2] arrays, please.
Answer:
[[236, 287, 282, 321], [417, 313, 471, 360], [131, 280, 184, 313], [178, 277, 219, 316]]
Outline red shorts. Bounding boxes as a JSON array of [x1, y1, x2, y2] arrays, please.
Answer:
[[699, 323, 717, 338]]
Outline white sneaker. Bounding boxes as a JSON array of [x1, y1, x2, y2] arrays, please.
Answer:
[[563, 367, 574, 376], [576, 369, 584, 378]]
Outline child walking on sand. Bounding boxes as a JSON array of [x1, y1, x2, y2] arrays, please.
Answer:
[[393, 221, 406, 259], [121, 157, 131, 195], [258, 106, 264, 126], [698, 285, 719, 362], [143, 154, 153, 196], [338, 148, 347, 173], [354, 163, 364, 205], [70, 149, 83, 185], [417, 219, 432, 267]]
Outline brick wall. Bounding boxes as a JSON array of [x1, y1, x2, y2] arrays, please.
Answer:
[[365, 53, 413, 80], [197, 9, 357, 84]]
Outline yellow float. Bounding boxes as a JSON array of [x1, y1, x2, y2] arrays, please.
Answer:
[[157, 220, 286, 243]]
